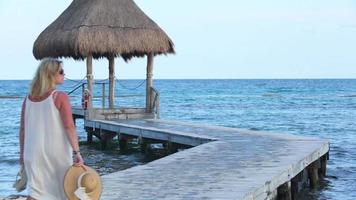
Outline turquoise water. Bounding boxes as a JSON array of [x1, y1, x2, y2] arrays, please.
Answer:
[[1, 79, 356, 199]]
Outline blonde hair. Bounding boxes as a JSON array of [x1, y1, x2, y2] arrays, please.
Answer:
[[30, 58, 62, 97]]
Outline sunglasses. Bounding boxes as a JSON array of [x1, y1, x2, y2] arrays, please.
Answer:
[[59, 69, 65, 75], [55, 60, 64, 75]]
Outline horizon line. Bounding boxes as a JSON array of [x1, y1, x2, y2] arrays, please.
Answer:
[[1, 78, 356, 81]]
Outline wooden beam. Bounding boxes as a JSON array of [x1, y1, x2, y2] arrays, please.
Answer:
[[308, 160, 319, 189], [86, 54, 93, 109], [86, 128, 93, 143], [146, 53, 154, 112], [320, 154, 328, 177], [277, 181, 292, 200], [119, 134, 128, 151], [108, 55, 115, 109], [291, 172, 302, 200]]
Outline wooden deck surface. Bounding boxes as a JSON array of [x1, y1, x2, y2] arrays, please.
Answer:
[[84, 119, 329, 200]]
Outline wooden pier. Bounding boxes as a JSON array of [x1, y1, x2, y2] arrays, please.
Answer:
[[78, 116, 329, 200]]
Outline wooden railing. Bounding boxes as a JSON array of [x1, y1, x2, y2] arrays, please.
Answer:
[[67, 82, 85, 96], [150, 87, 160, 119], [68, 82, 160, 119], [67, 82, 109, 109]]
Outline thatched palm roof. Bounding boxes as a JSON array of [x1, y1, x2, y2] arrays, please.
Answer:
[[33, 0, 174, 60]]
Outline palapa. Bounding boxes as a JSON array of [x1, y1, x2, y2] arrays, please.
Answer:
[[33, 0, 174, 61]]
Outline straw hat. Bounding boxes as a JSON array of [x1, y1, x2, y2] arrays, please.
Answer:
[[64, 165, 102, 200]]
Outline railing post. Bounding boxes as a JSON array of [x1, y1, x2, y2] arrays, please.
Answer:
[[81, 84, 85, 96], [149, 87, 160, 119], [150, 88, 155, 112], [150, 87, 154, 114], [102, 83, 105, 109], [156, 92, 160, 119]]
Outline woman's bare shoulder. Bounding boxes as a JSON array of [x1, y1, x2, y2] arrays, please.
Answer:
[[54, 91, 70, 102], [54, 91, 69, 97]]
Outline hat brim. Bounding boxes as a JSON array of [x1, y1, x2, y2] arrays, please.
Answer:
[[64, 165, 102, 200]]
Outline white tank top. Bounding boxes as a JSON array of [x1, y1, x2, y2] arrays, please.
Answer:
[[24, 90, 73, 200]]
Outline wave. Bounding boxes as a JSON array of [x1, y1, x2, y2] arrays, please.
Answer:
[[262, 93, 281, 97], [340, 94, 356, 98], [0, 158, 18, 165], [0, 96, 23, 99]]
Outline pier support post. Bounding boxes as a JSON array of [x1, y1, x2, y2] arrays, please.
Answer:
[[277, 181, 292, 200], [319, 154, 327, 177], [164, 141, 171, 153], [87, 128, 93, 143], [326, 151, 329, 160], [290, 172, 302, 200], [139, 137, 148, 152], [308, 160, 319, 189], [119, 134, 128, 151], [164, 141, 179, 154], [101, 139, 108, 150], [99, 129, 107, 150]]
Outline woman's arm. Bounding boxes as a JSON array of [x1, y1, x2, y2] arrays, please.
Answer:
[[65, 126, 84, 165], [55, 92, 84, 165], [19, 99, 25, 165]]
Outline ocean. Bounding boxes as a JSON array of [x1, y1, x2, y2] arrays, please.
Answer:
[[0, 79, 355, 199]]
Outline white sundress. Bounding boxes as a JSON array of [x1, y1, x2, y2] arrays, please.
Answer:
[[24, 90, 73, 200]]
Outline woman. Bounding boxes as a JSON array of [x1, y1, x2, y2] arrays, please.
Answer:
[[19, 58, 84, 200]]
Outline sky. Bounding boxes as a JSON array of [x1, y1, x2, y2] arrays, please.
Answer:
[[0, 0, 355, 79]]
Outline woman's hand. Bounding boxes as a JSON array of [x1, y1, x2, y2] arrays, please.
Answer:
[[73, 153, 84, 166]]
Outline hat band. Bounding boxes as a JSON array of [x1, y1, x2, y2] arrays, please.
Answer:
[[74, 172, 92, 200]]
